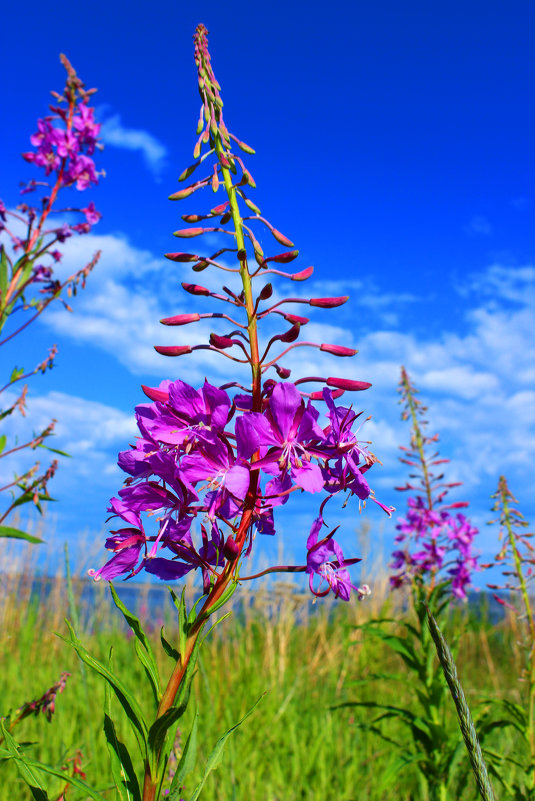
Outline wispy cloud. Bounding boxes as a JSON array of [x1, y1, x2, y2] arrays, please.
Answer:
[[100, 114, 168, 179], [465, 215, 493, 236]]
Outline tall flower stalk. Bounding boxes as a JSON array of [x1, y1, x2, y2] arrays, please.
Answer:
[[0, 55, 102, 542]]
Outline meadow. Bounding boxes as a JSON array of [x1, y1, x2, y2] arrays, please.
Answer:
[[0, 534, 525, 801]]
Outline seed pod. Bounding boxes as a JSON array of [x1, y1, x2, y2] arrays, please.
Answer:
[[310, 296, 349, 308], [291, 266, 314, 281], [182, 282, 210, 296], [154, 345, 193, 356], [160, 313, 201, 326], [326, 377, 371, 391], [320, 344, 358, 357]]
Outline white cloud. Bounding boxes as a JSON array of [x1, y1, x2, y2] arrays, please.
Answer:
[[465, 215, 492, 236], [100, 114, 168, 179]]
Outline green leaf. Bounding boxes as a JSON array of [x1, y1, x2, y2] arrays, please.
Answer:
[[0, 434, 6, 454], [0, 246, 9, 309], [110, 584, 161, 706], [187, 694, 264, 801], [160, 627, 180, 662], [9, 366, 24, 384], [37, 443, 71, 457], [168, 713, 198, 800], [0, 525, 43, 544], [0, 721, 49, 801], [104, 650, 142, 801], [59, 620, 148, 756]]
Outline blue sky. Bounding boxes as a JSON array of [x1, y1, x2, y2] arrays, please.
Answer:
[[1, 0, 534, 591]]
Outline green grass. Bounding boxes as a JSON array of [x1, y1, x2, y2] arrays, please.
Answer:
[[0, 552, 523, 801]]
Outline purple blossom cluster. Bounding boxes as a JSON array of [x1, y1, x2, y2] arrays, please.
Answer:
[[90, 379, 384, 601], [390, 496, 479, 600]]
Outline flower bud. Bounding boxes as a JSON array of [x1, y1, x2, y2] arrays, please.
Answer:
[[223, 535, 240, 561], [165, 252, 198, 262], [220, 211, 232, 224], [168, 186, 195, 201], [211, 202, 230, 215], [309, 296, 349, 308], [210, 333, 235, 349], [173, 227, 204, 238], [291, 266, 314, 281], [270, 228, 294, 247], [160, 313, 201, 326], [327, 377, 371, 391], [275, 364, 291, 378], [259, 283, 273, 300], [320, 344, 358, 357], [154, 345, 192, 356], [280, 323, 300, 343], [310, 388, 344, 400], [141, 384, 170, 403], [182, 214, 204, 223], [284, 314, 309, 325], [182, 282, 210, 296]]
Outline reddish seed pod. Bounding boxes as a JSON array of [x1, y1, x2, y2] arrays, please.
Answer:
[[165, 252, 199, 262], [141, 384, 170, 403], [174, 227, 204, 238], [160, 313, 201, 326], [259, 283, 273, 300], [291, 266, 314, 281], [154, 345, 193, 356], [326, 377, 371, 391], [320, 344, 358, 357], [182, 282, 210, 296], [309, 296, 349, 308]]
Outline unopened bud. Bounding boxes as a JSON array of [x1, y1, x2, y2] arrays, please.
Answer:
[[309, 296, 349, 308], [182, 282, 210, 296], [173, 227, 204, 238], [165, 252, 198, 262], [211, 202, 230, 215], [223, 535, 240, 561], [291, 266, 314, 281], [284, 314, 309, 325], [141, 384, 170, 403], [326, 377, 371, 391], [192, 260, 209, 272], [160, 313, 201, 326], [259, 283, 273, 300], [271, 228, 294, 247], [280, 323, 301, 343], [220, 211, 232, 224], [310, 388, 344, 400], [210, 333, 235, 349], [270, 249, 299, 264], [320, 344, 358, 357], [154, 345, 192, 357], [168, 187, 195, 201], [275, 365, 291, 378]]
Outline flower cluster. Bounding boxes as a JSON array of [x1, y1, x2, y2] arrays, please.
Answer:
[[91, 379, 384, 601], [390, 367, 479, 599], [391, 496, 478, 599]]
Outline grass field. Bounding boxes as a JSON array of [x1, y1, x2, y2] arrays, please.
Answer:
[[0, 533, 526, 801]]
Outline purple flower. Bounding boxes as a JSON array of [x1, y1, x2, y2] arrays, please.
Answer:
[[306, 517, 353, 601]]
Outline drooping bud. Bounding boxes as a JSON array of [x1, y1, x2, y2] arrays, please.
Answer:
[[283, 313, 309, 325], [160, 313, 201, 326], [210, 333, 235, 349], [275, 364, 291, 378], [270, 228, 294, 247], [173, 227, 204, 238], [182, 214, 204, 223], [310, 388, 345, 400], [192, 260, 209, 272], [258, 283, 273, 300], [141, 384, 170, 403], [320, 344, 358, 357], [211, 202, 230, 215], [309, 296, 349, 308], [280, 323, 301, 343], [178, 162, 200, 182], [165, 252, 198, 262], [220, 211, 232, 224], [182, 282, 210, 296], [241, 195, 261, 214], [168, 186, 196, 201], [291, 266, 314, 281], [326, 377, 371, 391], [263, 250, 299, 265], [154, 345, 193, 356]]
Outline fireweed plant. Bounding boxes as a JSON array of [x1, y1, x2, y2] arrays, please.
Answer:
[[1, 25, 391, 801], [0, 55, 102, 543], [338, 367, 482, 801], [474, 477, 535, 798]]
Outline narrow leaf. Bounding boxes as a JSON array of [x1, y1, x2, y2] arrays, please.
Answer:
[[0, 525, 43, 544]]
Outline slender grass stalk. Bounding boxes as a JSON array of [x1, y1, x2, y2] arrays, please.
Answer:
[[426, 606, 497, 801]]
